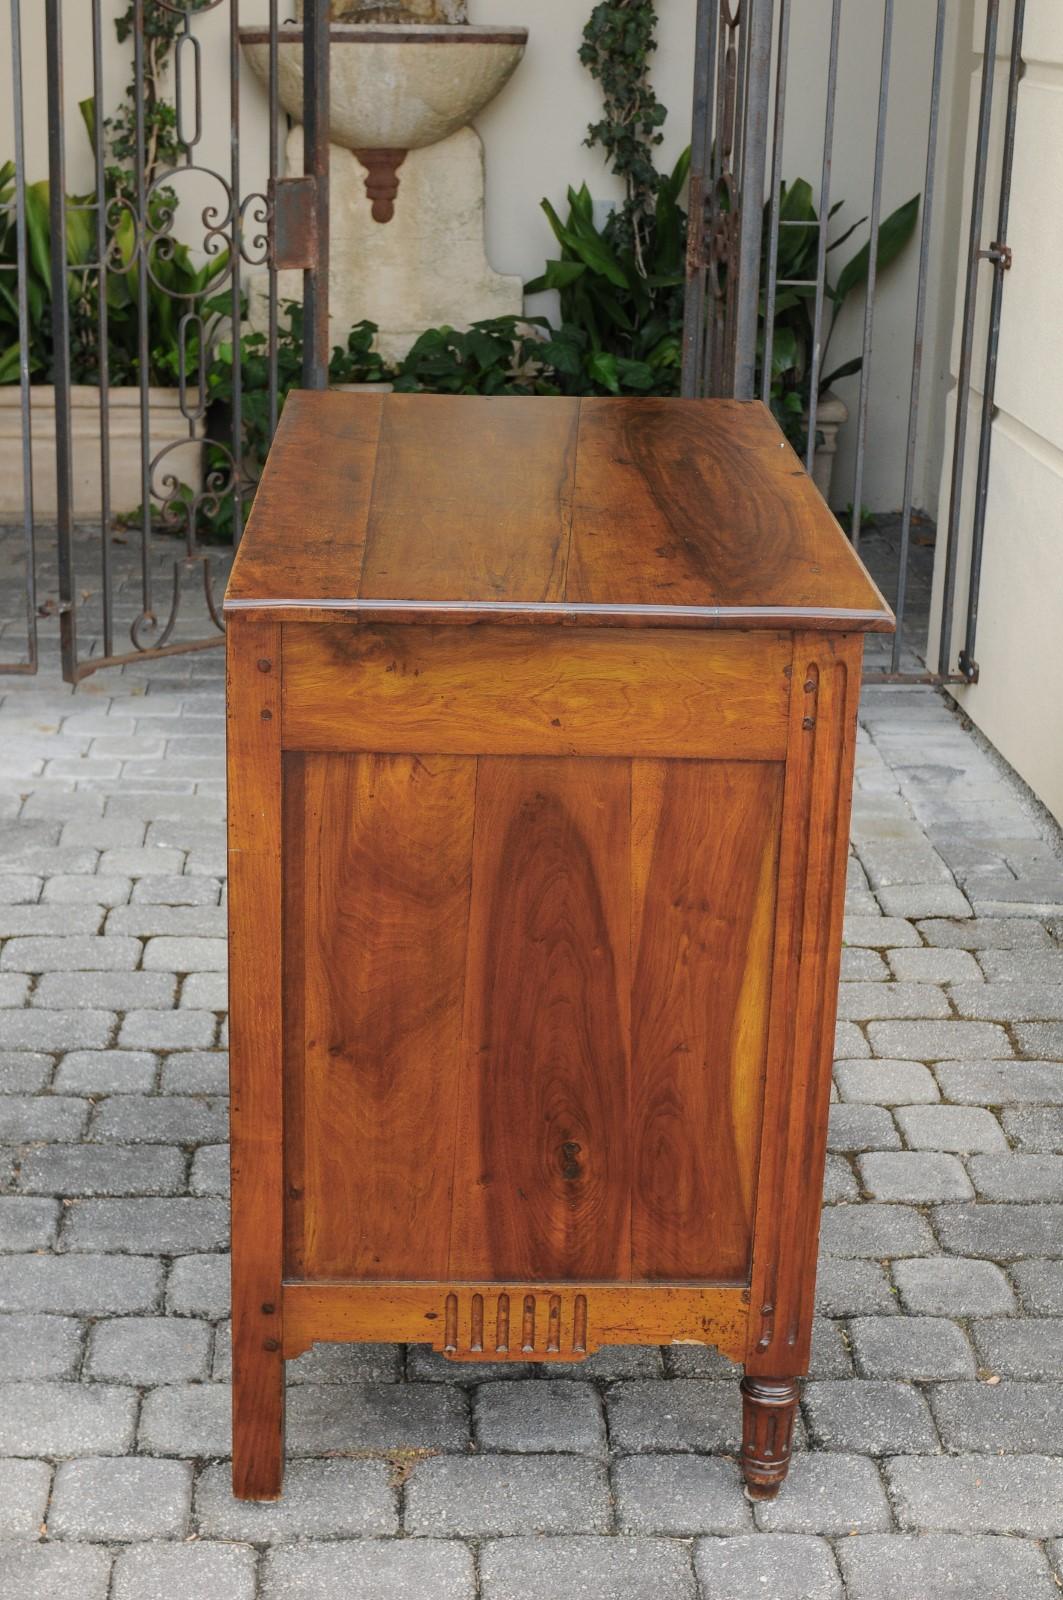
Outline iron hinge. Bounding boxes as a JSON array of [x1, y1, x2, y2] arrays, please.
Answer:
[[980, 241, 1013, 270], [957, 650, 980, 684], [269, 176, 319, 272]]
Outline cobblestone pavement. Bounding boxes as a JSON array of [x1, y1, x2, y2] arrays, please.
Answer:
[[1, 601, 1063, 1599]]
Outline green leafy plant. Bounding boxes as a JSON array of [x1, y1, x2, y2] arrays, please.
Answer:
[[524, 146, 690, 396], [0, 158, 228, 389], [762, 178, 920, 450], [579, 0, 667, 261]]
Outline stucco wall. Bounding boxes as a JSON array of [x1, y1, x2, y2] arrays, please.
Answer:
[[929, 0, 1063, 825], [2, 1, 966, 512]]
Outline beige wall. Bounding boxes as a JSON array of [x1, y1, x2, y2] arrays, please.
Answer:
[[929, 0, 1063, 825], [3, 1, 966, 511]]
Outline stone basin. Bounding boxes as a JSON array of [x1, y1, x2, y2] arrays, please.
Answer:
[[240, 24, 528, 153]]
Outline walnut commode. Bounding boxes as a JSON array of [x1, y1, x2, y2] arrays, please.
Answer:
[[224, 391, 892, 1500]]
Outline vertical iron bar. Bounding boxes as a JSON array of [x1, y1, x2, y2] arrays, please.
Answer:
[[91, 0, 113, 659], [960, 0, 1025, 683], [804, 0, 842, 473], [761, 0, 791, 405], [892, 0, 946, 674], [133, 0, 154, 633], [848, 0, 893, 547], [230, 0, 245, 542], [45, 0, 78, 678], [4, 0, 37, 672], [680, 0, 718, 399], [267, 0, 280, 439], [302, 0, 330, 390], [706, 3, 730, 391], [937, 0, 1000, 677], [732, 0, 773, 399]]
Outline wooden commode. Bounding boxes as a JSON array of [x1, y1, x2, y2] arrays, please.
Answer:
[[224, 391, 892, 1501]]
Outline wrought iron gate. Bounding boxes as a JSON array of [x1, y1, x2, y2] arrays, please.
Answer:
[[1, 0, 330, 680], [682, 0, 1026, 686], [1, 0, 1027, 685]]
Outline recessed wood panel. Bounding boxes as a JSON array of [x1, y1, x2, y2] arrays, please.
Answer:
[[284, 750, 475, 1280], [282, 623, 791, 760], [449, 757, 632, 1281], [630, 760, 784, 1280]]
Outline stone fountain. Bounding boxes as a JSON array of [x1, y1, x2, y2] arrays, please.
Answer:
[[242, 1, 527, 360]]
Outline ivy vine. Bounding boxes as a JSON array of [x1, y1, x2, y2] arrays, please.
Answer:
[[579, 0, 667, 262]]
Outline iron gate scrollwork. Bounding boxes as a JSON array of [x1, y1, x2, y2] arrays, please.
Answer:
[[1, 0, 329, 681]]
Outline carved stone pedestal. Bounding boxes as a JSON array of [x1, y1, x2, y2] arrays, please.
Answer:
[[279, 124, 521, 362]]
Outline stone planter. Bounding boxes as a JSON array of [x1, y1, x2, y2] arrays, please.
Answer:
[[807, 388, 849, 505], [0, 385, 204, 519]]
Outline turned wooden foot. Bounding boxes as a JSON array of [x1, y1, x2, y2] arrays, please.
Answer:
[[739, 1375, 799, 1500]]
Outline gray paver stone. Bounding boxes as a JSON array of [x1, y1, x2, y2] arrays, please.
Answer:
[[818, 1204, 935, 1258], [1011, 1258, 1063, 1314], [49, 1456, 192, 1539], [87, 1316, 212, 1382], [0, 1195, 59, 1249], [694, 1535, 841, 1600], [0, 1011, 113, 1051], [837, 1533, 1057, 1600], [834, 1059, 939, 1104], [888, 947, 982, 982], [139, 1383, 232, 1456], [815, 1258, 897, 1316], [837, 983, 951, 1020], [287, 1381, 468, 1454], [62, 1197, 228, 1253], [895, 1103, 1006, 1151], [32, 971, 175, 1010], [0, 936, 140, 971], [802, 1380, 938, 1454], [605, 1380, 741, 1454], [90, 1093, 228, 1144], [111, 1542, 257, 1600], [117, 1009, 217, 1049], [0, 1457, 51, 1535], [932, 1203, 1063, 1260], [19, 1143, 185, 1196], [480, 1537, 695, 1600], [935, 1061, 1063, 1104], [263, 1540, 475, 1600], [405, 1453, 611, 1536], [971, 1317, 1063, 1378], [0, 1314, 82, 1379], [53, 1050, 157, 1095], [0, 1544, 112, 1600], [931, 1380, 1063, 1452], [190, 1142, 229, 1195], [195, 1457, 397, 1539], [868, 1021, 1011, 1058], [0, 1051, 52, 1092], [891, 1257, 1016, 1315], [166, 1253, 230, 1317], [827, 1105, 901, 1152], [0, 1093, 89, 1142], [849, 1316, 976, 1379], [858, 1151, 973, 1202], [0, 1252, 161, 1314], [0, 1380, 136, 1455], [887, 1453, 1063, 1535], [752, 1451, 891, 1534], [1002, 1107, 1063, 1152], [612, 1454, 750, 1535], [969, 1154, 1063, 1200], [474, 1379, 605, 1455]]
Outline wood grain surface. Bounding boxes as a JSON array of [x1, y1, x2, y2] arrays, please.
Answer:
[[282, 1280, 751, 1365], [282, 623, 790, 760], [746, 632, 864, 1376], [227, 619, 285, 1499], [449, 757, 632, 1281], [224, 393, 892, 632], [630, 760, 783, 1280], [286, 751, 475, 1280]]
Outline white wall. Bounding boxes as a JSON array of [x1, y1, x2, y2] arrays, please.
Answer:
[[2, 0, 966, 511], [929, 0, 1063, 825]]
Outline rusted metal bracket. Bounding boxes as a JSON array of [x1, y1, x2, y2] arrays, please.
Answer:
[[269, 176, 318, 271], [979, 240, 1012, 269], [957, 650, 980, 684]]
